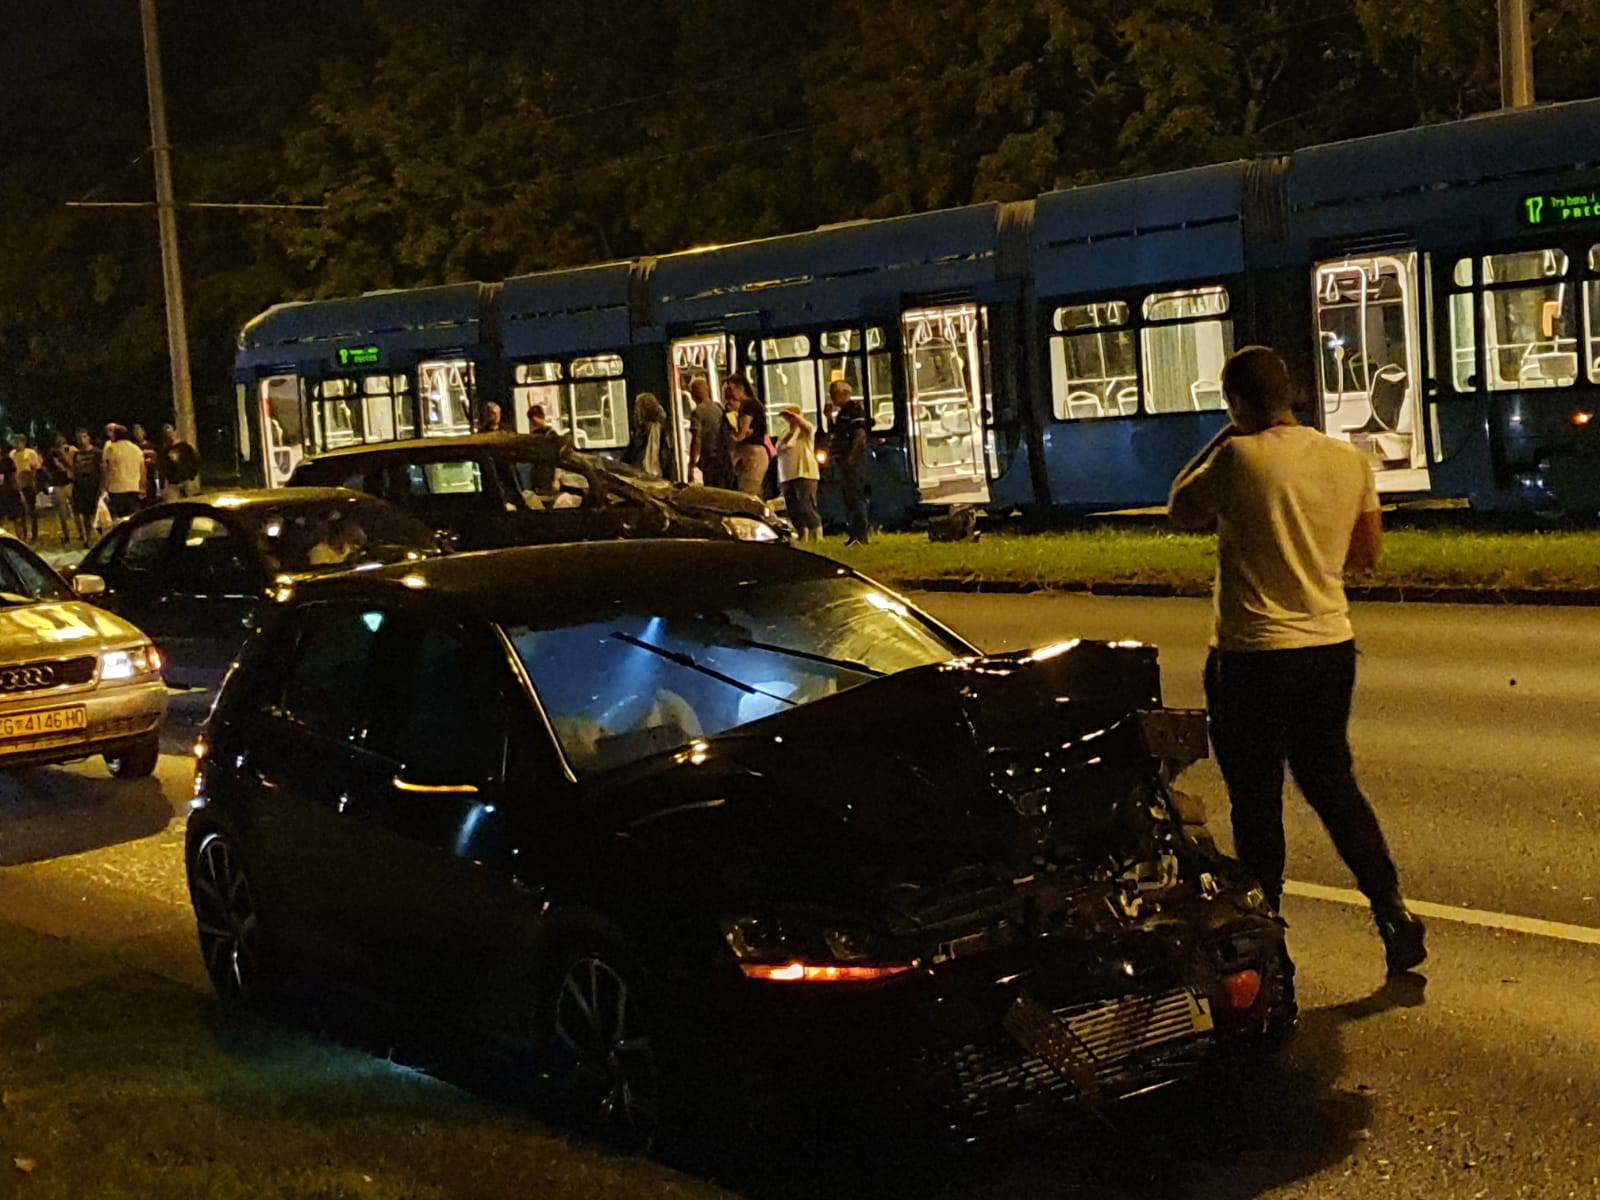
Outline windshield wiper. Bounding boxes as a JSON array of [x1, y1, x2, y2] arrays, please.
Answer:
[[731, 636, 885, 678], [610, 632, 798, 708]]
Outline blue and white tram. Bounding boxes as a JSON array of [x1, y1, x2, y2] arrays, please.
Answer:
[[233, 95, 1600, 517]]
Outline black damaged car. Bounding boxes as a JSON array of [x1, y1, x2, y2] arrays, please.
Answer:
[[187, 541, 1294, 1151]]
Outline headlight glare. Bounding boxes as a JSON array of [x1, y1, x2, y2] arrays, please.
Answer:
[[722, 516, 780, 543], [101, 644, 159, 681]]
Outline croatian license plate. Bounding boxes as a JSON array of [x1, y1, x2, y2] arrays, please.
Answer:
[[0, 706, 88, 741]]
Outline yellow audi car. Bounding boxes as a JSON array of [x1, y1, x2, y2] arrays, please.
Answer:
[[0, 535, 166, 778]]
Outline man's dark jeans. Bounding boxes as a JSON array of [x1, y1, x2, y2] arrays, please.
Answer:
[[841, 470, 870, 543], [1204, 640, 1402, 915]]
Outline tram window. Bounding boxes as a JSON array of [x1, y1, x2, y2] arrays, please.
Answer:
[[569, 355, 628, 450], [418, 360, 475, 437], [750, 335, 820, 427], [1052, 329, 1138, 420], [1585, 246, 1600, 384], [1053, 300, 1129, 332], [312, 377, 364, 451], [1448, 293, 1477, 391], [1452, 257, 1473, 288], [1143, 287, 1229, 323], [1480, 250, 1576, 391], [513, 362, 566, 433], [1139, 287, 1233, 414], [362, 374, 397, 444], [394, 373, 417, 439], [818, 327, 893, 429]]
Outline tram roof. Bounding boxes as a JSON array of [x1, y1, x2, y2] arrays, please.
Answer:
[[237, 281, 489, 371], [1288, 95, 1600, 211]]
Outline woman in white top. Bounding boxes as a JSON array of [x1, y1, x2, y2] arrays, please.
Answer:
[[775, 407, 822, 542]]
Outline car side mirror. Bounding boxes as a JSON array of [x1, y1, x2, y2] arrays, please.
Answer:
[[72, 573, 107, 598]]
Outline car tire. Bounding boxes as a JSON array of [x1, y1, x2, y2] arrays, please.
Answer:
[[105, 732, 160, 779], [533, 931, 666, 1151], [189, 831, 271, 1010]]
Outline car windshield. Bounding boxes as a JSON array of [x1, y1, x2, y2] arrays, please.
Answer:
[[242, 499, 436, 575], [506, 575, 965, 775]]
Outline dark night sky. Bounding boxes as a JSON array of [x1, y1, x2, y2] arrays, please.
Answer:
[[1, 0, 362, 201]]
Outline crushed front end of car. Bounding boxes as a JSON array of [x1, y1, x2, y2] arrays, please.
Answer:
[[677, 638, 1293, 1142]]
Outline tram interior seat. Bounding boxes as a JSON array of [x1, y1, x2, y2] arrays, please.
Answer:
[[1066, 391, 1102, 420], [1116, 385, 1138, 416], [1343, 364, 1412, 464], [1519, 347, 1579, 386], [1190, 380, 1223, 410]]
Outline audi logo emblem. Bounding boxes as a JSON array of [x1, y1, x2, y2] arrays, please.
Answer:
[[0, 665, 55, 690]]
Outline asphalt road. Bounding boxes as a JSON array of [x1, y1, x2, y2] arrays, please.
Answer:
[[0, 599, 1597, 1199]]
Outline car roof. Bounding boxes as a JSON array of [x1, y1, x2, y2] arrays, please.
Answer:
[[149, 487, 384, 514], [290, 541, 852, 626], [297, 434, 553, 462]]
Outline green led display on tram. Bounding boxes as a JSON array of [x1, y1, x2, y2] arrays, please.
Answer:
[[1519, 189, 1600, 228], [337, 344, 382, 367]]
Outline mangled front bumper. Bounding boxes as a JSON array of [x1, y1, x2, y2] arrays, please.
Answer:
[[696, 892, 1290, 1140]]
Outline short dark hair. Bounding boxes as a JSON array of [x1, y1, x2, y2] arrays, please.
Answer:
[[1220, 346, 1293, 419]]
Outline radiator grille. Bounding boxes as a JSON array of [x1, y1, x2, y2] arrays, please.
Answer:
[[934, 988, 1212, 1124], [0, 656, 97, 695]]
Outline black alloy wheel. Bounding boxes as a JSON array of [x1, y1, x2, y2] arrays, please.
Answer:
[[190, 832, 263, 1006], [105, 732, 160, 779], [547, 952, 661, 1150]]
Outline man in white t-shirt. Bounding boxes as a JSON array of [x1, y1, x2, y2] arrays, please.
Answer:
[[1169, 345, 1425, 976], [101, 425, 146, 518]]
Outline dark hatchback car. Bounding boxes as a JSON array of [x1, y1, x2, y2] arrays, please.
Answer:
[[76, 489, 436, 689], [287, 434, 788, 550], [187, 542, 1293, 1150]]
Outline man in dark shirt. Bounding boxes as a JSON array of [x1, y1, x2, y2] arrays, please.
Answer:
[[825, 380, 871, 545], [159, 423, 201, 501]]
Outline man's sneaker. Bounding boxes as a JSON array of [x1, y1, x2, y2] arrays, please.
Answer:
[[1377, 908, 1427, 974]]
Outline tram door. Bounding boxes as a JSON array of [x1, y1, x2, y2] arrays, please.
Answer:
[[901, 303, 992, 505], [1312, 253, 1431, 493], [258, 374, 305, 487], [669, 334, 732, 483]]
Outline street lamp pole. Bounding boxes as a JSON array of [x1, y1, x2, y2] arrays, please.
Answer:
[[138, 0, 197, 448], [1498, 0, 1535, 109]]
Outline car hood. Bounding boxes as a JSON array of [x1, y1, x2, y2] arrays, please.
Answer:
[[0, 599, 147, 660], [599, 639, 1179, 904]]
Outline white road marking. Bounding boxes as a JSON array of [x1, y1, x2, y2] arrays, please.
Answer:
[[1285, 880, 1600, 947]]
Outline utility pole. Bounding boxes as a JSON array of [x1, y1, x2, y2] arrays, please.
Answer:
[[139, 0, 197, 447], [1498, 0, 1535, 110]]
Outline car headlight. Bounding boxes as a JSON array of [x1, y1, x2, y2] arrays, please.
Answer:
[[722, 516, 781, 543], [101, 644, 162, 682], [719, 914, 915, 983]]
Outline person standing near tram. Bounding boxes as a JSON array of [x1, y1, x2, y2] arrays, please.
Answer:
[[726, 375, 770, 498], [687, 376, 734, 490], [825, 379, 871, 545], [1168, 345, 1426, 976]]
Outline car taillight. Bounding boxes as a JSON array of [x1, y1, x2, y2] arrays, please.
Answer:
[[740, 961, 915, 983], [1220, 968, 1263, 1011]]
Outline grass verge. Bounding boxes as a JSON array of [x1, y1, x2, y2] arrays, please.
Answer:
[[0, 920, 726, 1200], [820, 527, 1600, 595]]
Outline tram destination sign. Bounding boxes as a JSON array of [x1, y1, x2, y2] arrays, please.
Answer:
[[1520, 189, 1600, 228], [336, 344, 382, 367]]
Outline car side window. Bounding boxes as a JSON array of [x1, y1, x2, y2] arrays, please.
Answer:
[[173, 514, 255, 589], [278, 605, 383, 746], [0, 543, 69, 600], [367, 616, 506, 784], [122, 516, 178, 570], [407, 458, 485, 496]]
